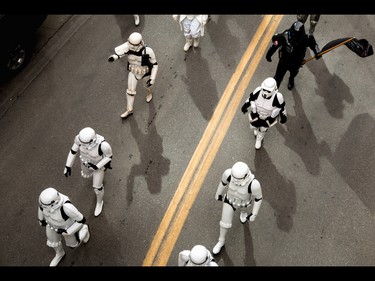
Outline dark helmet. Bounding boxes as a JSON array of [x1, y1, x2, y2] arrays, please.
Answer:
[[288, 21, 306, 43]]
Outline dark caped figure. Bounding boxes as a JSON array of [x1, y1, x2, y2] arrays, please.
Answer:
[[266, 21, 321, 90]]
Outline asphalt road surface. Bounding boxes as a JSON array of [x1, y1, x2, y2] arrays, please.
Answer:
[[0, 15, 374, 269]]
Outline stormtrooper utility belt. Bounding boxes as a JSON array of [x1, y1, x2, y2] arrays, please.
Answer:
[[129, 64, 149, 76], [48, 221, 82, 235], [225, 194, 252, 208]]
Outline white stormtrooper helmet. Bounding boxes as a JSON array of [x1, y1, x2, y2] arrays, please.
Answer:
[[78, 127, 97, 150], [231, 161, 252, 186], [260, 77, 277, 99], [39, 187, 62, 212], [189, 245, 209, 265], [127, 32, 144, 52]]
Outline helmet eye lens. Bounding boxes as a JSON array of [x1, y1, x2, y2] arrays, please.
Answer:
[[128, 41, 138, 46], [80, 138, 94, 147], [232, 173, 248, 185], [42, 200, 55, 206]]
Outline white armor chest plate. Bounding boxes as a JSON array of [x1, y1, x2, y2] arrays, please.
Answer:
[[128, 54, 149, 75], [186, 15, 195, 20], [43, 203, 74, 230], [255, 95, 275, 120], [128, 54, 142, 65], [226, 181, 252, 205]]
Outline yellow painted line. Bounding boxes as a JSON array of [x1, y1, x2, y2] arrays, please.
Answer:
[[143, 14, 283, 266]]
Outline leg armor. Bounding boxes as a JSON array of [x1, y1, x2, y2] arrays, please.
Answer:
[[93, 170, 105, 216], [134, 14, 140, 26], [62, 222, 90, 248], [121, 72, 138, 118], [46, 227, 65, 266], [184, 36, 193, 51], [50, 243, 65, 267], [255, 126, 268, 150], [213, 202, 234, 254], [126, 72, 138, 110]]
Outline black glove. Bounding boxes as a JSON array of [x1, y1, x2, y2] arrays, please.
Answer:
[[266, 56, 272, 62], [88, 163, 98, 170], [108, 54, 118, 62], [312, 41, 321, 60], [146, 79, 153, 87], [64, 166, 71, 177], [241, 103, 249, 114], [266, 116, 276, 124], [56, 228, 67, 234], [279, 110, 287, 124], [250, 111, 259, 120], [39, 220, 47, 227]]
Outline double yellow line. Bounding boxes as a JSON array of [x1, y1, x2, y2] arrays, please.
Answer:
[[143, 14, 283, 266]]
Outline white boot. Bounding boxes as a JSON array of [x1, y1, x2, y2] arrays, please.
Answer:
[[134, 15, 140, 26], [240, 211, 248, 224], [121, 92, 135, 118], [50, 244, 65, 267], [79, 224, 90, 244], [255, 131, 265, 150], [184, 38, 193, 51], [94, 186, 104, 217], [213, 240, 225, 255], [213, 226, 227, 254], [120, 110, 133, 118], [193, 37, 200, 48]]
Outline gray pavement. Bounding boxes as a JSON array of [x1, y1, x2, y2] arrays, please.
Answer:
[[1, 15, 375, 268]]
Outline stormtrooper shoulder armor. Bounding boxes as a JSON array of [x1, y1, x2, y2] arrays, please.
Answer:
[[115, 42, 130, 56]]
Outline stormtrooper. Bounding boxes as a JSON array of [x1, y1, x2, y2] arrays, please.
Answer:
[[213, 161, 262, 255], [64, 127, 113, 217], [178, 245, 218, 266], [108, 32, 158, 118], [241, 77, 287, 149], [173, 15, 208, 51], [38, 187, 90, 266]]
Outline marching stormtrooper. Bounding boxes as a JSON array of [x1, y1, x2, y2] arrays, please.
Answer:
[[64, 127, 113, 217], [108, 32, 158, 118], [173, 15, 209, 51], [178, 245, 218, 266], [38, 187, 90, 266], [213, 161, 263, 255], [241, 77, 287, 149]]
